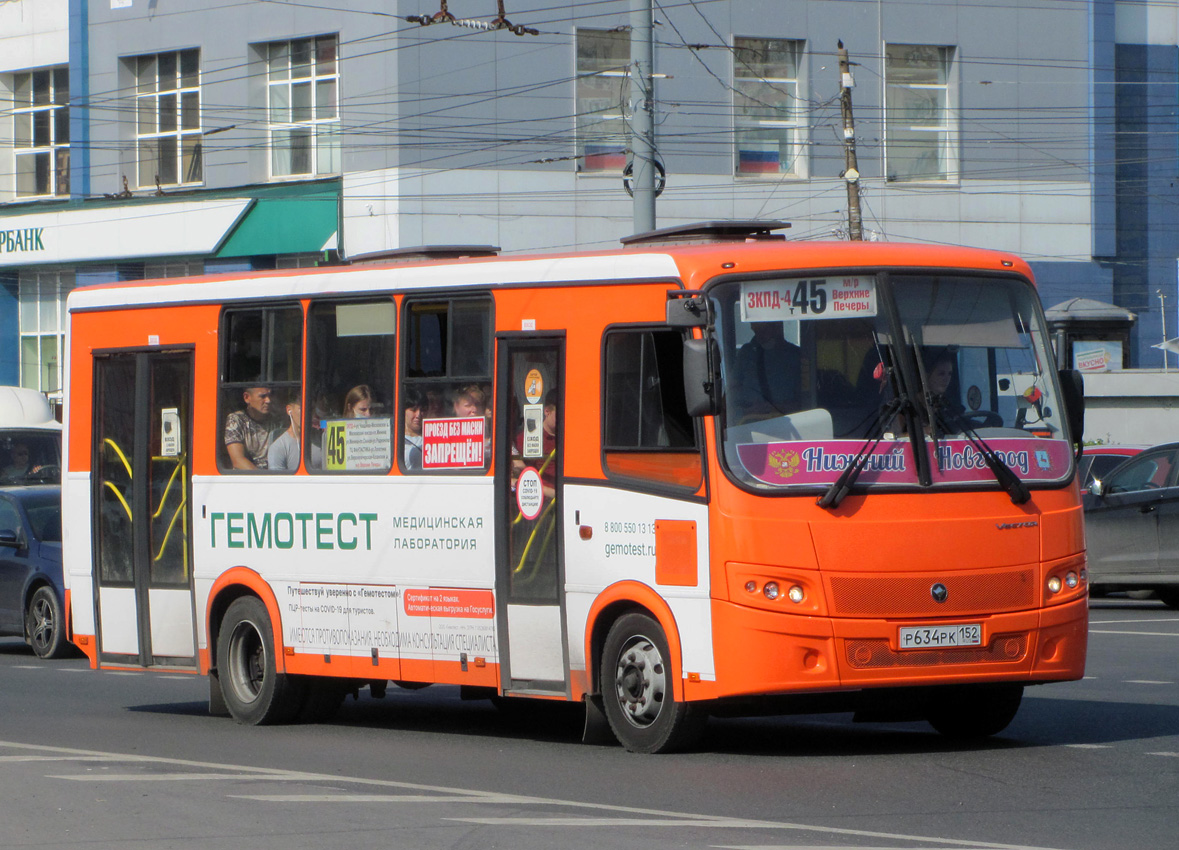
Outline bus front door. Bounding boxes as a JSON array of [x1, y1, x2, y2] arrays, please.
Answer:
[[92, 350, 197, 668], [496, 337, 568, 695]]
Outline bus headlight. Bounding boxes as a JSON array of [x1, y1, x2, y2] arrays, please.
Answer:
[[1065, 571, 1079, 589], [1047, 576, 1062, 594], [763, 582, 780, 600], [788, 585, 805, 604]]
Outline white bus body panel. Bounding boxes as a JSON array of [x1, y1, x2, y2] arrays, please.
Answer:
[[505, 604, 565, 682], [62, 472, 95, 635], [563, 484, 714, 681], [148, 589, 196, 657], [192, 474, 498, 667], [97, 587, 139, 654]]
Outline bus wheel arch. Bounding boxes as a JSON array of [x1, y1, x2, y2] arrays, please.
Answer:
[[206, 567, 288, 678], [584, 582, 686, 701]]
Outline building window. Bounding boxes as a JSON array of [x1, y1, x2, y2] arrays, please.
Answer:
[[19, 270, 75, 399], [576, 28, 630, 173], [885, 44, 956, 182], [734, 38, 803, 177], [265, 35, 340, 178], [134, 49, 202, 188], [12, 67, 70, 197]]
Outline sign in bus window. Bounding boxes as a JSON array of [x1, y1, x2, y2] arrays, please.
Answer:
[[740, 277, 877, 322], [323, 417, 393, 471]]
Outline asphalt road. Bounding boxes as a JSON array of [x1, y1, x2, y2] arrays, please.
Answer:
[[0, 597, 1175, 850]]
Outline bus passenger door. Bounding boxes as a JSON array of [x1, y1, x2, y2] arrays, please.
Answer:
[[92, 350, 197, 668], [495, 337, 568, 695]]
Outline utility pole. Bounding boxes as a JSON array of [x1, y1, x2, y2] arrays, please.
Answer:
[[630, 0, 656, 233], [838, 41, 863, 241]]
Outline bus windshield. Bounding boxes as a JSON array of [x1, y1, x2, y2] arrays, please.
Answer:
[[711, 272, 1073, 492]]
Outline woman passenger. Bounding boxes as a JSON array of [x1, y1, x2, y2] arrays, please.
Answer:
[[343, 384, 374, 418]]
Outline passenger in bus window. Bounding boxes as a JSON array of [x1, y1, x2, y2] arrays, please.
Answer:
[[735, 321, 801, 421], [268, 398, 302, 472], [403, 388, 424, 470], [307, 394, 335, 469], [424, 387, 446, 419], [343, 384, 373, 418], [452, 384, 486, 418], [224, 386, 278, 470]]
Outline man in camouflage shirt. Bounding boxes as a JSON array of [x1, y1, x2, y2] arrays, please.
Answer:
[[225, 386, 278, 469]]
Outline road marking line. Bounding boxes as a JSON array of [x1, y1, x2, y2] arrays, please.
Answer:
[[1089, 618, 1179, 625], [0, 739, 1069, 850], [712, 846, 991, 850], [51, 773, 322, 782], [234, 794, 527, 803], [0, 755, 124, 762], [1147, 752, 1179, 757], [1064, 744, 1111, 749], [1089, 629, 1179, 637], [1122, 680, 1173, 685]]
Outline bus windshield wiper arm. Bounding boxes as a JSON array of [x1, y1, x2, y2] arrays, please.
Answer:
[[936, 405, 1030, 505], [818, 395, 906, 510]]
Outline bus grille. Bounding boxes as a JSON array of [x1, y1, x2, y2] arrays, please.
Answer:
[[845, 633, 1028, 669], [828, 568, 1037, 617]]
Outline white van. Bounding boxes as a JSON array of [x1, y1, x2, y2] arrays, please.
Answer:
[[0, 387, 62, 485]]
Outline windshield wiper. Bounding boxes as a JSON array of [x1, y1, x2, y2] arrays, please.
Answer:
[[935, 403, 1030, 505], [818, 395, 907, 509]]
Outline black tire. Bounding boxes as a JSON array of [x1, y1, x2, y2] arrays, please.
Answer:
[[1156, 589, 1179, 610], [926, 684, 1023, 739], [296, 677, 347, 723], [26, 586, 68, 659], [599, 612, 706, 753], [216, 596, 306, 725]]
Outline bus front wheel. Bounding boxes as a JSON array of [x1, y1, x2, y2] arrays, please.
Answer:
[[926, 684, 1023, 739], [600, 613, 705, 753], [217, 596, 305, 725]]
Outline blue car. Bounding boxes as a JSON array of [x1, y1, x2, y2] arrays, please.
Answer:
[[0, 485, 68, 658]]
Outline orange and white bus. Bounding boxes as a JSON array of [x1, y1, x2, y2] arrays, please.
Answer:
[[61, 221, 1088, 752]]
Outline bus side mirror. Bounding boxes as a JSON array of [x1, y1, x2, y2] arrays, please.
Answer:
[[683, 338, 719, 417], [666, 293, 708, 328], [1058, 369, 1085, 442]]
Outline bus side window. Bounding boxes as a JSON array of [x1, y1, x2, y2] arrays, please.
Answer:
[[218, 305, 303, 473], [305, 299, 397, 473], [602, 328, 702, 490], [401, 297, 493, 474]]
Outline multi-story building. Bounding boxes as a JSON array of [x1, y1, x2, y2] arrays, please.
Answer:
[[2, 0, 1176, 400]]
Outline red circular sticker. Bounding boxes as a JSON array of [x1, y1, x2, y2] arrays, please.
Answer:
[[516, 466, 544, 520]]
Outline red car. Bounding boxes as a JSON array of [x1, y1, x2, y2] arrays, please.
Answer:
[[1079, 444, 1145, 494]]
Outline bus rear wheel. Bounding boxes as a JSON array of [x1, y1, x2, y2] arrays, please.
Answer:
[[600, 613, 705, 753], [217, 596, 305, 725], [926, 684, 1023, 739]]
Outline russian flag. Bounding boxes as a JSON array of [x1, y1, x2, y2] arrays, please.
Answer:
[[584, 144, 627, 171], [739, 147, 781, 174]]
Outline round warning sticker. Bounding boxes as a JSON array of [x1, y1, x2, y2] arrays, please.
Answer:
[[524, 368, 544, 404], [516, 466, 544, 520]]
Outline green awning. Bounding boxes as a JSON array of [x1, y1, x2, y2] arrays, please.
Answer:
[[216, 186, 338, 258]]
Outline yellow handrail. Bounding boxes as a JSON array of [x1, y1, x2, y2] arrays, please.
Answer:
[[103, 480, 132, 521], [103, 438, 132, 478]]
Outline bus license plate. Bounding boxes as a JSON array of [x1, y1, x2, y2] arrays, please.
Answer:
[[898, 623, 982, 650]]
